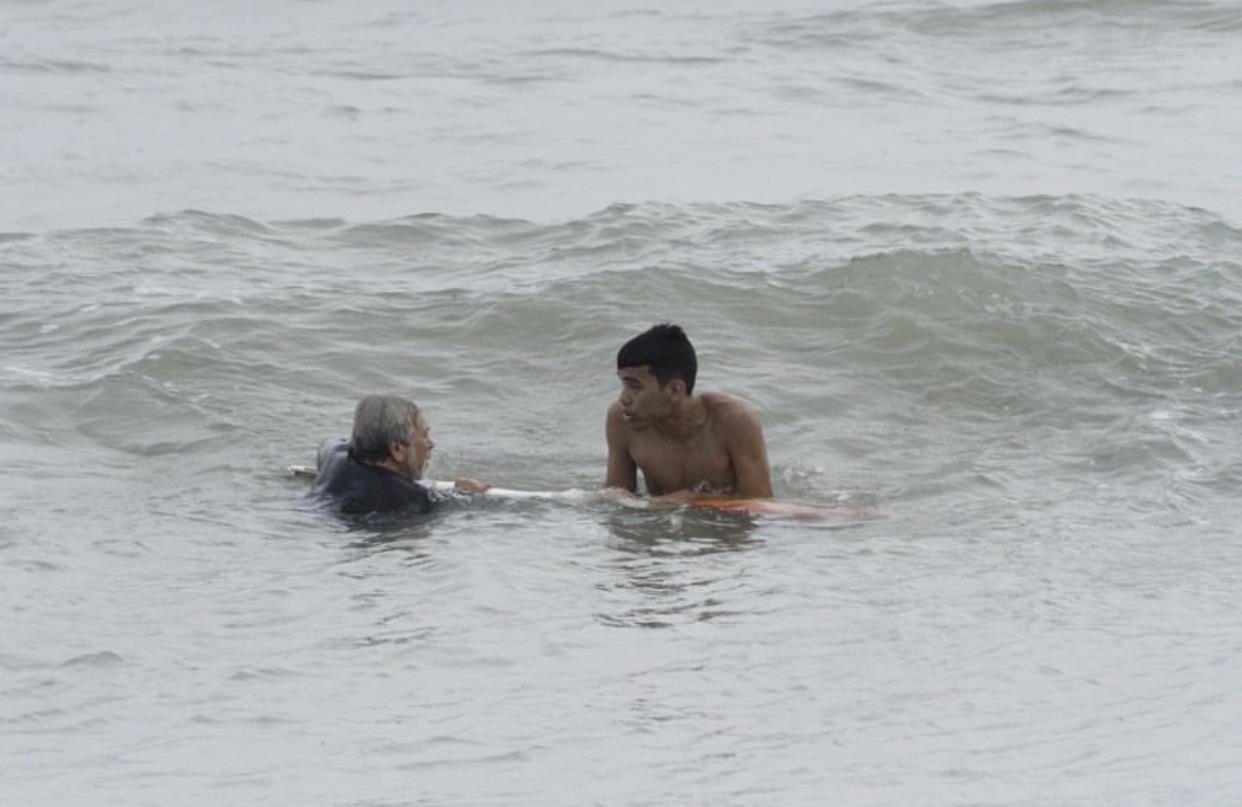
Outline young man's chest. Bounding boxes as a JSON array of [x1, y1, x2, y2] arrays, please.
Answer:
[[628, 430, 735, 494]]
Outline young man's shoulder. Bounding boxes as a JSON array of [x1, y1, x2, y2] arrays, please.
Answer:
[[702, 391, 762, 423]]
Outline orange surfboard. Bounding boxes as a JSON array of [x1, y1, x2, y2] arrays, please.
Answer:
[[689, 496, 879, 520]]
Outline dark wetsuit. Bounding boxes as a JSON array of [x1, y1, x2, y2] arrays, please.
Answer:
[[308, 439, 435, 516]]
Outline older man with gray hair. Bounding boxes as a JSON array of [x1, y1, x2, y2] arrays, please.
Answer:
[[309, 394, 487, 515]]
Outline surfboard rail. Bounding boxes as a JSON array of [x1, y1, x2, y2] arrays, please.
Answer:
[[686, 495, 879, 520], [288, 466, 876, 519]]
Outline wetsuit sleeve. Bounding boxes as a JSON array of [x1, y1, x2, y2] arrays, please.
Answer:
[[409, 481, 437, 514]]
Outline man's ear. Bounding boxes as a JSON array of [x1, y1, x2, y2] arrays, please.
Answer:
[[388, 440, 406, 463], [667, 378, 687, 399]]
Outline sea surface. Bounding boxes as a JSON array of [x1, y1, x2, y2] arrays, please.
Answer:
[[3, 1, 1241, 805]]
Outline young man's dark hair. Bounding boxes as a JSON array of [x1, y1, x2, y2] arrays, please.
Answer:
[[616, 323, 697, 395]]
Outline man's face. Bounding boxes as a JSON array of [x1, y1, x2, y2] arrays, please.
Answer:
[[393, 413, 434, 480], [617, 365, 676, 427]]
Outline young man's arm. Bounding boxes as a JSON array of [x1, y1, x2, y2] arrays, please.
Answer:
[[604, 402, 639, 492], [723, 404, 774, 499]]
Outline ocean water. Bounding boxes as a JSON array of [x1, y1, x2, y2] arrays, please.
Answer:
[[3, 1, 1241, 805]]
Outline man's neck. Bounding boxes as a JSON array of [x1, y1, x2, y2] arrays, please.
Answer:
[[372, 457, 411, 480], [653, 395, 707, 440]]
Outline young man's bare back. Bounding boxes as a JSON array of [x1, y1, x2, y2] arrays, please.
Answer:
[[604, 325, 773, 501]]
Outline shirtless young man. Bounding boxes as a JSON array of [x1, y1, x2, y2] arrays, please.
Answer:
[[605, 324, 773, 502]]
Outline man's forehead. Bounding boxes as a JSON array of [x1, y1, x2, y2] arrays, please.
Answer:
[[617, 365, 654, 380]]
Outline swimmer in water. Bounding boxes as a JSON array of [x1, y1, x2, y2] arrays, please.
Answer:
[[309, 395, 487, 516], [604, 324, 773, 503]]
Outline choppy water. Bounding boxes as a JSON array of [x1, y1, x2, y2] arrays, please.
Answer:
[[4, 2, 1242, 805]]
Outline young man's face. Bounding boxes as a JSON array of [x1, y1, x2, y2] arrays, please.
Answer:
[[617, 365, 679, 427]]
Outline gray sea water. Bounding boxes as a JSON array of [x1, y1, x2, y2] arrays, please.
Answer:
[[3, 1, 1241, 805]]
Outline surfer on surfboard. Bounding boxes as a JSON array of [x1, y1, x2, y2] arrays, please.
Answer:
[[308, 394, 489, 516], [605, 324, 773, 504]]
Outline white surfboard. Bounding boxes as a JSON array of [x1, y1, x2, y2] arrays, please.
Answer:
[[422, 479, 645, 507], [288, 465, 648, 508], [288, 465, 876, 519]]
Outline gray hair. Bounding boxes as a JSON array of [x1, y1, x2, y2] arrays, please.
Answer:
[[347, 395, 421, 464]]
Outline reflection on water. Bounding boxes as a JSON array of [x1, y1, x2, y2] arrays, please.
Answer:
[[594, 507, 762, 629], [330, 510, 438, 561], [602, 507, 761, 557]]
